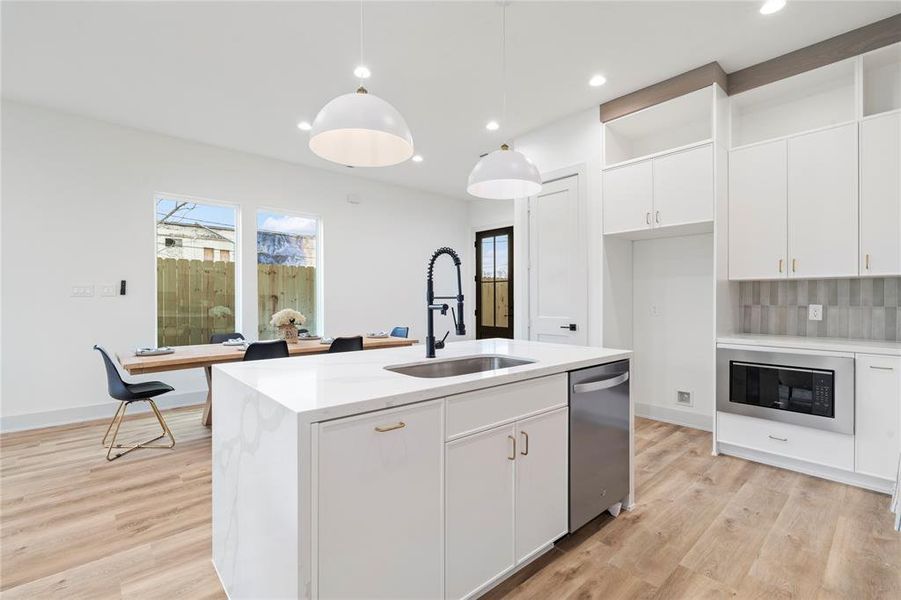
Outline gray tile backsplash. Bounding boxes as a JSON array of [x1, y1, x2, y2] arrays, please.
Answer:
[[739, 277, 901, 341]]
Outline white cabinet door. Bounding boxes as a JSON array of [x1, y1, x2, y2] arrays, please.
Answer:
[[729, 140, 788, 280], [514, 408, 568, 564], [603, 160, 653, 234], [446, 425, 515, 600], [787, 123, 859, 278], [652, 144, 714, 228], [860, 112, 901, 276], [317, 400, 443, 600], [855, 354, 901, 480]]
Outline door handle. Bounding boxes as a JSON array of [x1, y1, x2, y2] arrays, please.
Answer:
[[572, 372, 629, 393], [792, 258, 797, 273], [520, 431, 529, 456], [560, 323, 577, 331], [865, 253, 870, 270], [374, 421, 406, 433], [507, 435, 516, 460], [645, 211, 651, 225], [870, 365, 894, 371], [655, 210, 660, 224], [768, 434, 788, 442], [778, 258, 783, 273]]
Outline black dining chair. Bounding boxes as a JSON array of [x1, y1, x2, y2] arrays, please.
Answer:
[[210, 332, 244, 344], [389, 326, 409, 338], [93, 346, 176, 461], [243, 340, 290, 361], [329, 336, 364, 353]]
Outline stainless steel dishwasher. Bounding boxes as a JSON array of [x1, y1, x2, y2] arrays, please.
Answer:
[[569, 359, 630, 533]]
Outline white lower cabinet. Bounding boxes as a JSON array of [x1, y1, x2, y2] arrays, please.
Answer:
[[316, 400, 443, 600], [445, 424, 516, 600], [855, 354, 901, 480], [446, 407, 568, 600]]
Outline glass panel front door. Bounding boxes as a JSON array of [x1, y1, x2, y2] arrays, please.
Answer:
[[476, 227, 513, 339]]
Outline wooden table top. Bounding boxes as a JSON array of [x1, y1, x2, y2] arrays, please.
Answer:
[[118, 336, 418, 375]]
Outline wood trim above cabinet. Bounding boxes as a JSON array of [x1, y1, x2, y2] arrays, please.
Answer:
[[727, 13, 901, 95], [598, 62, 727, 123]]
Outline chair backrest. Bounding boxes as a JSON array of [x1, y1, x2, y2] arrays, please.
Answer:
[[389, 326, 409, 338], [210, 332, 244, 344], [243, 340, 289, 362], [328, 336, 364, 353], [297, 328, 309, 334], [93, 345, 131, 401]]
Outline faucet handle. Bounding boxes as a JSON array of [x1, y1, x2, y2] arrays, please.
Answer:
[[435, 331, 450, 349]]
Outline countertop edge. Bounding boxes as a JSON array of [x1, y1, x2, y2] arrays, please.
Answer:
[[716, 334, 901, 357], [268, 350, 633, 424]]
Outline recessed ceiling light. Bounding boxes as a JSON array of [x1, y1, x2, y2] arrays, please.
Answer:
[[485, 120, 500, 131], [297, 121, 312, 131], [760, 0, 786, 15], [412, 154, 423, 163], [354, 65, 371, 79], [588, 74, 607, 87]]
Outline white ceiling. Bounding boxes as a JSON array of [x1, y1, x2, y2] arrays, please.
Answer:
[[3, 1, 898, 200]]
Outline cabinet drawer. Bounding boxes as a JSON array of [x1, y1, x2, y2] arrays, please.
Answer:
[[717, 411, 853, 471], [446, 374, 567, 440]]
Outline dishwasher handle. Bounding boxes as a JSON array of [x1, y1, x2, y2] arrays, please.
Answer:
[[572, 371, 629, 394]]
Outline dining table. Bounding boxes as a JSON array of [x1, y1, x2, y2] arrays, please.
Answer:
[[117, 336, 418, 426]]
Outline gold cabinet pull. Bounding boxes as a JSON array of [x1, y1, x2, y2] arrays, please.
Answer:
[[507, 435, 516, 460], [865, 253, 870, 270], [374, 421, 405, 433], [520, 431, 529, 456], [792, 258, 797, 273], [778, 258, 783, 273]]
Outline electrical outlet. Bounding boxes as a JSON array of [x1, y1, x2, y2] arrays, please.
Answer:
[[100, 283, 117, 297], [71, 285, 94, 298], [677, 391, 692, 406], [808, 304, 823, 321]]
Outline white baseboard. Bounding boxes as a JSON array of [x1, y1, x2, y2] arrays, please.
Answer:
[[0, 390, 205, 433], [718, 442, 895, 495], [635, 402, 713, 432]]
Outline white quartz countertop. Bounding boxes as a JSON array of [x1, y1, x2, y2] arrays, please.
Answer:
[[717, 333, 901, 356], [214, 339, 631, 422]]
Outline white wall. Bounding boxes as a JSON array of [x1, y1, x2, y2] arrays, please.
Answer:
[[512, 108, 605, 345], [0, 100, 471, 430], [632, 234, 714, 430]]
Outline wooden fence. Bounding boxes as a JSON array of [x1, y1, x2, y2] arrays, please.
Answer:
[[480, 278, 509, 327], [156, 258, 315, 346]]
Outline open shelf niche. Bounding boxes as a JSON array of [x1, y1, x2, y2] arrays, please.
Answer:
[[730, 58, 856, 148], [603, 86, 712, 167], [863, 41, 901, 117]]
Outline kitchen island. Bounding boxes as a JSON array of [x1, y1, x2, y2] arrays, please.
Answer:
[[211, 339, 632, 599]]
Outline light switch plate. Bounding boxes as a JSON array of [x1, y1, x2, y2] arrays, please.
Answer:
[[808, 304, 823, 321], [71, 285, 94, 297]]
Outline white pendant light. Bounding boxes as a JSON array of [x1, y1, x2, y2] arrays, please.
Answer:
[[309, 2, 413, 167], [467, 3, 541, 199]]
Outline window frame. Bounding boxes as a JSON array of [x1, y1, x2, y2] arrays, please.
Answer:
[[255, 206, 324, 337], [152, 192, 242, 346]]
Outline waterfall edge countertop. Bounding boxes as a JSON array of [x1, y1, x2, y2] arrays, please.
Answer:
[[213, 338, 632, 423]]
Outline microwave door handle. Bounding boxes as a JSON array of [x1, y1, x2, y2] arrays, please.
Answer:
[[572, 372, 629, 394]]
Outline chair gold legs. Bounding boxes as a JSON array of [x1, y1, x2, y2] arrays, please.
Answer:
[[103, 399, 176, 461]]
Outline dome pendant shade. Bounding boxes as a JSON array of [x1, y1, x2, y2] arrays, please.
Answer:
[[309, 88, 414, 167], [467, 144, 542, 199]]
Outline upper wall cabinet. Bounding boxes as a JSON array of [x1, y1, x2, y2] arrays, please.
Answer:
[[730, 59, 856, 148], [860, 111, 901, 276], [787, 123, 859, 279], [603, 144, 713, 238]]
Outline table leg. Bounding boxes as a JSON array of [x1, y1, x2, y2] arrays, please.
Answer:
[[201, 366, 213, 427]]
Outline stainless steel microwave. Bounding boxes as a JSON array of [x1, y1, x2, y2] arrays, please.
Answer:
[[716, 347, 854, 434]]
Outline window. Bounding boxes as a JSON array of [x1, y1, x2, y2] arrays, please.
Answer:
[[156, 196, 237, 346], [256, 210, 319, 339]]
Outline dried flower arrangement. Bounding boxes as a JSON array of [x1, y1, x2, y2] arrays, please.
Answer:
[[270, 308, 306, 343]]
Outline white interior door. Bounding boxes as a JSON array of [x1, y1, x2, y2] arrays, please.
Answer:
[[528, 175, 588, 345]]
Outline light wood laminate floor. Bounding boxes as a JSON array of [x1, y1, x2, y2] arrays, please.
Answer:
[[2, 408, 899, 599]]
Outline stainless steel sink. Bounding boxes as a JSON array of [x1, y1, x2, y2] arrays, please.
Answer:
[[385, 355, 536, 378]]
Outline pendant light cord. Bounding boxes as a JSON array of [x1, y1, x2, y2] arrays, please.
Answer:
[[501, 2, 507, 143], [359, 0, 365, 87]]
